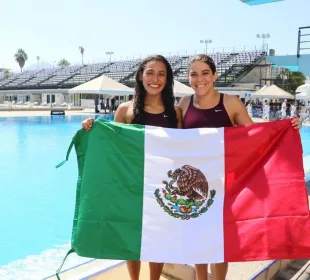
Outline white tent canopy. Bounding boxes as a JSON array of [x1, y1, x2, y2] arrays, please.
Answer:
[[296, 91, 310, 100], [173, 80, 194, 97], [295, 83, 310, 100], [296, 83, 310, 94], [68, 75, 134, 95], [253, 84, 294, 99], [296, 84, 310, 100]]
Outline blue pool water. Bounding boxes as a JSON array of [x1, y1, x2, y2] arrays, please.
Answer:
[[0, 115, 309, 279], [301, 126, 310, 156], [0, 115, 121, 279]]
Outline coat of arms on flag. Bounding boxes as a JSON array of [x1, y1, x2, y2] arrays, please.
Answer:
[[155, 165, 216, 220]]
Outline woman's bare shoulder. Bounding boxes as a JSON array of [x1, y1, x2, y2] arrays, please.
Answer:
[[178, 96, 191, 108], [114, 101, 134, 123], [118, 101, 132, 110]]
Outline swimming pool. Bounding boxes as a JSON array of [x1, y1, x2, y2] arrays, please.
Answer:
[[301, 125, 310, 156], [0, 115, 120, 280], [0, 116, 309, 279]]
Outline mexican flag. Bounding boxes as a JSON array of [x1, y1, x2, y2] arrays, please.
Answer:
[[61, 119, 310, 264]]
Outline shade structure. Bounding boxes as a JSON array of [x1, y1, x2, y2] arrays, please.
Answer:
[[296, 84, 310, 100], [253, 85, 293, 99], [68, 75, 134, 96], [296, 92, 310, 100], [173, 80, 194, 97], [240, 0, 284, 5], [296, 83, 310, 94]]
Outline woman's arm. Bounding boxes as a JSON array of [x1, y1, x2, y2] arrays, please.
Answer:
[[174, 106, 183, 128]]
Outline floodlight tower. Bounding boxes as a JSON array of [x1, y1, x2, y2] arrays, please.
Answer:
[[106, 51, 114, 62], [200, 39, 212, 55], [256, 33, 271, 53]]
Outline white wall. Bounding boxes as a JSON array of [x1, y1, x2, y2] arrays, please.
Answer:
[[30, 94, 41, 103], [42, 94, 47, 103], [56, 94, 65, 104], [42, 93, 65, 105], [81, 99, 95, 109]]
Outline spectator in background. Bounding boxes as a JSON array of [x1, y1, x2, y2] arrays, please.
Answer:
[[111, 97, 115, 113], [263, 100, 270, 121], [94, 97, 99, 113], [290, 103, 296, 118], [246, 101, 253, 118], [281, 99, 287, 119], [106, 98, 110, 111], [115, 98, 119, 110], [100, 99, 106, 114]]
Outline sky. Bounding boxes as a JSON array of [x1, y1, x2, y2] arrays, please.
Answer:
[[0, 0, 309, 71]]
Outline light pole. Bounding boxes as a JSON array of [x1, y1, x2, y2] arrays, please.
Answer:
[[106, 51, 114, 62], [257, 33, 271, 86], [36, 56, 40, 70], [256, 33, 271, 53], [200, 39, 212, 54]]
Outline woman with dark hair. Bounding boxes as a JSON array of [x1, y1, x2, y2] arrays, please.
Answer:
[[179, 54, 301, 280], [82, 54, 182, 280]]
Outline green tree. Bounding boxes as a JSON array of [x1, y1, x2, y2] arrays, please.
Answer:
[[14, 49, 28, 72], [274, 69, 306, 94], [79, 46, 84, 65], [288, 72, 306, 93], [57, 59, 70, 67]]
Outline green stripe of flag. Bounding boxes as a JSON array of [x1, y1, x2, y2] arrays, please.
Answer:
[[72, 120, 145, 260]]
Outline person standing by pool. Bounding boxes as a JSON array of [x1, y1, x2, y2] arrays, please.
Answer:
[[290, 102, 296, 118], [281, 99, 287, 120], [82, 54, 182, 280], [262, 100, 270, 121], [246, 101, 253, 118], [179, 54, 301, 280], [110, 97, 115, 113]]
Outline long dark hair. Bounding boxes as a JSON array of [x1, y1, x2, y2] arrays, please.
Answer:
[[133, 55, 177, 127]]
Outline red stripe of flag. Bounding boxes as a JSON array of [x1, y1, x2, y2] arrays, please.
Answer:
[[224, 119, 310, 261]]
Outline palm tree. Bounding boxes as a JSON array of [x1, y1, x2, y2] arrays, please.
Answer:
[[79, 46, 84, 65], [57, 59, 70, 67], [36, 56, 40, 70], [14, 49, 28, 72], [3, 69, 10, 79]]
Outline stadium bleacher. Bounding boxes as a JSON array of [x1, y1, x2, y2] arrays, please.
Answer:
[[0, 50, 265, 90]]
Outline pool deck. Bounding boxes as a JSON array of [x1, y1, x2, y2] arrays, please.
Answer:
[[0, 110, 309, 127], [0, 110, 292, 120], [3, 109, 309, 279], [0, 109, 89, 117]]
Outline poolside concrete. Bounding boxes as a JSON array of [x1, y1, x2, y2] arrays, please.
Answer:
[[0, 109, 88, 117], [1, 110, 309, 126]]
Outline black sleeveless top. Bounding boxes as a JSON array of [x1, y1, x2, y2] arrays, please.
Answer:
[[131, 111, 176, 128], [183, 93, 233, 129]]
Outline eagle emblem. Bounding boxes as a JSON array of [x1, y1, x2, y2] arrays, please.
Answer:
[[154, 165, 216, 220]]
